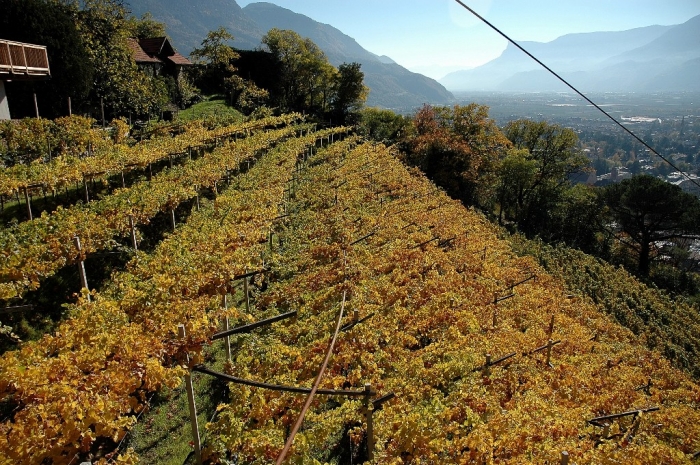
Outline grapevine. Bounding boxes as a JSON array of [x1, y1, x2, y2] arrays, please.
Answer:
[[0, 114, 302, 207], [0, 121, 309, 300], [203, 141, 700, 464], [0, 126, 350, 464]]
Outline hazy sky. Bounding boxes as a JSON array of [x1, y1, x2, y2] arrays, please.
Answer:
[[236, 0, 700, 80]]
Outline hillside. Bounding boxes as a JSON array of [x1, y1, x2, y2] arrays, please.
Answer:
[[127, 0, 454, 110], [127, 0, 262, 51], [440, 17, 700, 92], [2, 118, 700, 463]]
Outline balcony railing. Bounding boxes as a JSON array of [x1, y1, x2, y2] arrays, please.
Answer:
[[0, 40, 50, 79]]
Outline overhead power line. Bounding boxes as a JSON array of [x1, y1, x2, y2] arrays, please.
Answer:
[[452, 0, 700, 191]]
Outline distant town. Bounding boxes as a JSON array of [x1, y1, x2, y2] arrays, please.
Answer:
[[456, 91, 700, 195]]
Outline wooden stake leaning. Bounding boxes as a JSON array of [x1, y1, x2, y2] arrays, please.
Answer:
[[178, 324, 202, 465], [23, 187, 32, 221], [73, 236, 90, 302], [212, 310, 297, 340], [588, 407, 659, 427]]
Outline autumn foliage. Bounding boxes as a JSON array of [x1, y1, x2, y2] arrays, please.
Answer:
[[1, 124, 699, 464]]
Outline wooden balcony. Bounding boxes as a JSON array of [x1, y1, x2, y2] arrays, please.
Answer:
[[0, 39, 50, 80]]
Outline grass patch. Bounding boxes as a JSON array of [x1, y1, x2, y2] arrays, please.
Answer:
[[177, 97, 245, 125], [125, 341, 230, 464]]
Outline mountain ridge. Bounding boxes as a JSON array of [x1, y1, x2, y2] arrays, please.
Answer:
[[439, 18, 699, 92], [127, 0, 454, 110]]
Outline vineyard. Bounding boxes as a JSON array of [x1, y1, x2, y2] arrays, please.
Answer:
[[1, 118, 699, 464], [510, 238, 700, 380]]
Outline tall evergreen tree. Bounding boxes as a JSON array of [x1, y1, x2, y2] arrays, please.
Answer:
[[602, 174, 700, 276]]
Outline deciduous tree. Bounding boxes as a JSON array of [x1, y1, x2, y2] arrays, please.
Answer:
[[262, 28, 333, 114], [500, 119, 589, 235], [75, 0, 168, 116], [191, 27, 267, 113], [405, 104, 510, 206], [330, 62, 368, 124], [358, 107, 411, 146]]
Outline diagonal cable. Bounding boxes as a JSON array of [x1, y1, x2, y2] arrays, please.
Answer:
[[452, 0, 700, 190]]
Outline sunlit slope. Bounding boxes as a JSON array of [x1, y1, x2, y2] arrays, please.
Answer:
[[1, 131, 698, 464], [206, 141, 700, 463], [512, 238, 700, 380], [0, 124, 347, 464]]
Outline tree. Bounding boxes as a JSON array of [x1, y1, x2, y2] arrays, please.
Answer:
[[262, 28, 334, 114], [330, 62, 368, 124], [126, 12, 166, 39], [74, 0, 168, 116], [500, 119, 589, 236], [602, 175, 700, 276], [358, 107, 411, 146], [190, 27, 239, 69], [190, 27, 239, 97], [404, 104, 510, 206], [495, 148, 537, 225], [190, 27, 267, 113], [550, 183, 608, 255]]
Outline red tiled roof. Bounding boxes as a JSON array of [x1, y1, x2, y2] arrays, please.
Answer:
[[138, 37, 168, 56], [128, 37, 191, 66], [127, 38, 160, 64], [168, 52, 192, 66]]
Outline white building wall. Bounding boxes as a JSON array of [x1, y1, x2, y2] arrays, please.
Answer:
[[0, 81, 10, 120]]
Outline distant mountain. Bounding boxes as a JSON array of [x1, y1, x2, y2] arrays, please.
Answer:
[[128, 0, 262, 52], [127, 0, 453, 110], [440, 17, 700, 93], [241, 2, 453, 109]]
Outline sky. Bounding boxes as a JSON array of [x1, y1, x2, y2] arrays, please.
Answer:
[[236, 0, 700, 80]]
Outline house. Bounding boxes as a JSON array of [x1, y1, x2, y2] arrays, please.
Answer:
[[0, 39, 51, 119], [127, 37, 192, 79]]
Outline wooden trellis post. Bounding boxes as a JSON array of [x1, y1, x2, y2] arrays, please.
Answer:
[[223, 295, 232, 363], [364, 383, 375, 462], [178, 324, 202, 465], [23, 187, 32, 220], [168, 194, 176, 231], [243, 268, 251, 313], [560, 451, 570, 465], [546, 339, 554, 366], [73, 236, 90, 302], [128, 215, 138, 250], [548, 314, 555, 337]]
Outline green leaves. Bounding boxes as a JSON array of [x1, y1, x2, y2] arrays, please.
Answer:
[[602, 174, 700, 275]]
